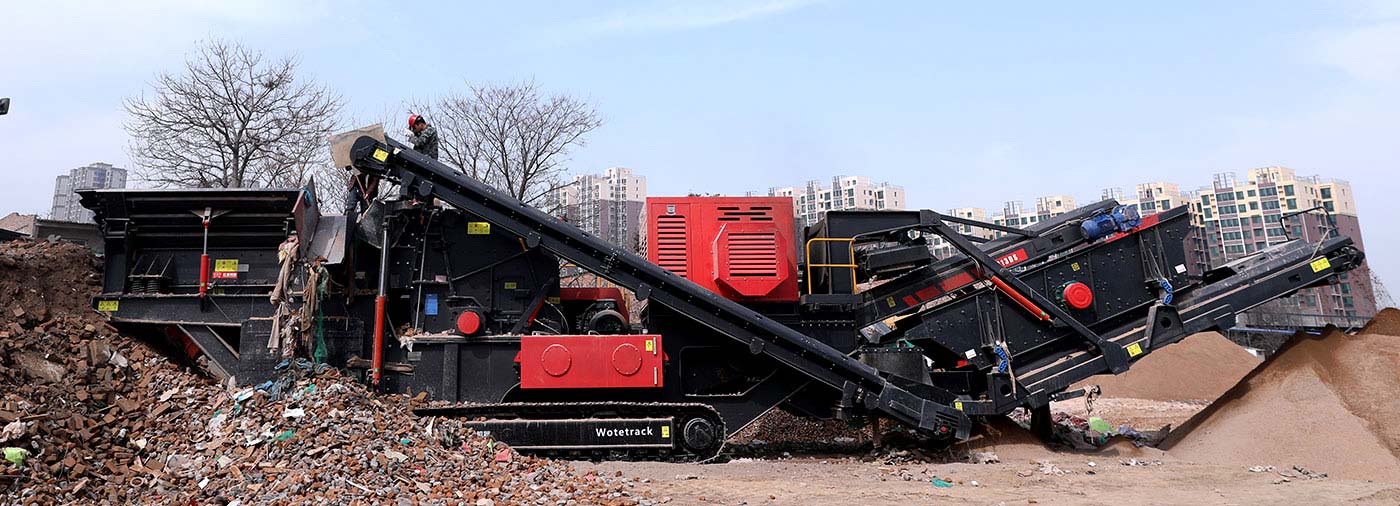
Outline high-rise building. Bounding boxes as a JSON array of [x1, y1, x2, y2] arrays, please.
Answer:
[[929, 207, 996, 258], [767, 176, 905, 226], [51, 162, 127, 223], [989, 195, 1078, 236], [558, 167, 647, 252], [1195, 166, 1375, 320]]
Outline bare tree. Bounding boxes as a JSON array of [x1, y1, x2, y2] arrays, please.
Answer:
[[421, 80, 602, 206], [125, 40, 342, 189]]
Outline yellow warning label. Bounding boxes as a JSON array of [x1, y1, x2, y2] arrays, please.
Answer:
[[645, 339, 655, 352], [1127, 343, 1144, 357], [97, 300, 119, 312], [546, 297, 561, 304], [467, 222, 491, 235], [503, 281, 518, 290], [1310, 257, 1332, 273], [661, 425, 670, 438], [214, 259, 239, 272], [1071, 262, 1081, 271], [886, 297, 896, 308], [372, 148, 389, 162], [954, 401, 963, 411]]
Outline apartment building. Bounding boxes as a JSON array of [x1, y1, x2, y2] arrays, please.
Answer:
[[51, 162, 127, 223], [1195, 167, 1375, 319], [557, 167, 648, 252], [767, 176, 906, 227]]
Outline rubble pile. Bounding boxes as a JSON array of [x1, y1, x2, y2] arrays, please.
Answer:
[[1162, 308, 1400, 482], [728, 408, 870, 455], [0, 239, 641, 505]]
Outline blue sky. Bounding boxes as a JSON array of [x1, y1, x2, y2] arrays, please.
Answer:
[[2, 0, 1398, 291]]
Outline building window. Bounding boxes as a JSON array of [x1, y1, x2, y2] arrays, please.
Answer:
[[1286, 198, 1297, 210], [1249, 202, 1258, 210], [1236, 191, 1244, 199], [1284, 185, 1294, 196], [1247, 189, 1256, 197], [1203, 208, 1212, 218], [1320, 188, 1332, 199]]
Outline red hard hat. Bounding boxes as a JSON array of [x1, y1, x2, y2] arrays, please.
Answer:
[[408, 114, 423, 128]]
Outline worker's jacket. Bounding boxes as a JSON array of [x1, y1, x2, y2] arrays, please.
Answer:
[[410, 125, 440, 159]]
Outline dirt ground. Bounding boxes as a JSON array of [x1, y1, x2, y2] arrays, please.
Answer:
[[581, 318, 1400, 506], [581, 456, 1400, 506]]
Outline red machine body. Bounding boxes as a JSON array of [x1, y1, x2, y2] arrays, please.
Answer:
[[518, 335, 663, 389], [646, 197, 799, 303]]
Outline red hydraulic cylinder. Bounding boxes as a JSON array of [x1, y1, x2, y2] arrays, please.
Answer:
[[371, 295, 386, 385], [371, 225, 390, 385], [199, 254, 210, 298], [198, 217, 211, 298], [990, 276, 1051, 321]]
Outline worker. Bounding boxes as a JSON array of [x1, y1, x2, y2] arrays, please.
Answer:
[[407, 114, 439, 159]]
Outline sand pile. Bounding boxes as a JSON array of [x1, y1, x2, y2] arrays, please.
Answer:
[[1161, 312, 1400, 482], [960, 416, 1059, 461], [1359, 307, 1400, 336], [1071, 332, 1259, 402]]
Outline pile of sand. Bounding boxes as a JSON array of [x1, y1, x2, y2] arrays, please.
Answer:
[[1161, 308, 1400, 482], [961, 415, 1059, 461], [1071, 332, 1260, 402]]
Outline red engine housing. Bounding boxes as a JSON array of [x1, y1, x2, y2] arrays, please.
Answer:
[[646, 197, 799, 303]]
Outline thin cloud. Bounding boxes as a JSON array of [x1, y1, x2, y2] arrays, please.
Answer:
[[1309, 1, 1400, 84], [1310, 21, 1400, 84], [550, 0, 825, 43]]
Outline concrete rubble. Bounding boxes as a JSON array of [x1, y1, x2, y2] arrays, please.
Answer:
[[0, 239, 642, 505]]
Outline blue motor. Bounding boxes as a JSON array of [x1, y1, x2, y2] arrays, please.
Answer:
[[1080, 205, 1142, 241]]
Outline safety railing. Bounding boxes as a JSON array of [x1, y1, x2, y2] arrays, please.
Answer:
[[805, 237, 857, 294]]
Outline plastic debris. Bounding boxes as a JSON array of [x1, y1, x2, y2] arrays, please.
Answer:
[[4, 446, 30, 467], [1087, 416, 1113, 433], [931, 478, 953, 488]]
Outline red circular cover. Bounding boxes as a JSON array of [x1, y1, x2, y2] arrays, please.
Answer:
[[541, 344, 572, 377], [456, 311, 481, 335], [1062, 282, 1094, 309], [611, 343, 643, 376]]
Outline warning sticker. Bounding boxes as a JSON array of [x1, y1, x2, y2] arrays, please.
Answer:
[[1310, 257, 1332, 273], [214, 259, 239, 272], [661, 425, 671, 439], [1127, 343, 1144, 357], [97, 300, 119, 312], [212, 271, 238, 280], [467, 222, 491, 235]]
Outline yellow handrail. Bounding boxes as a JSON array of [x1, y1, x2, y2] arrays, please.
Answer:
[[805, 237, 858, 294]]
